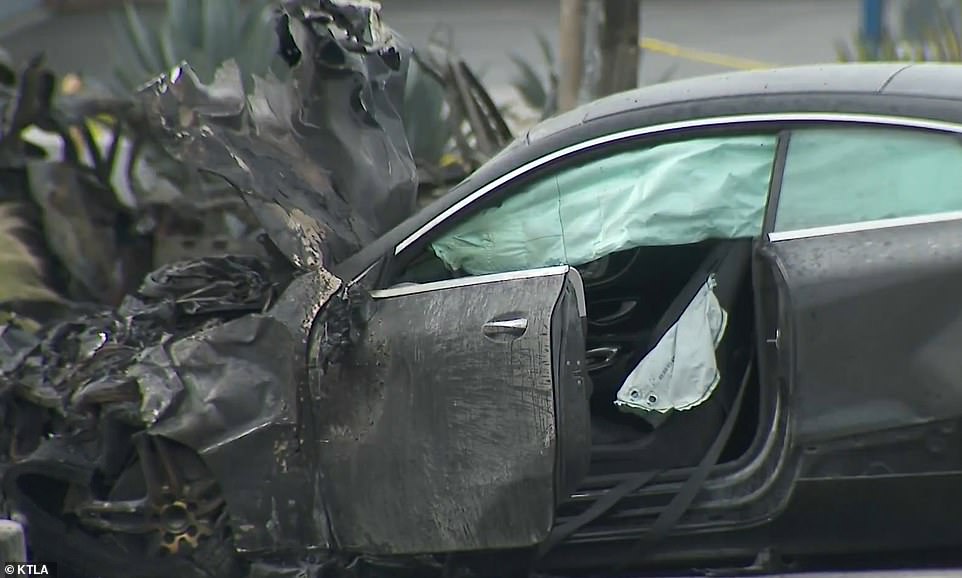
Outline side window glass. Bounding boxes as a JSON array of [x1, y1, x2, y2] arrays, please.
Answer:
[[399, 134, 777, 283], [775, 127, 962, 232]]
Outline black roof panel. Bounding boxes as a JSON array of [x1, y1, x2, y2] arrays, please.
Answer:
[[524, 63, 941, 143]]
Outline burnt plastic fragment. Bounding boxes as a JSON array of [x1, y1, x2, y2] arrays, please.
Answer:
[[137, 255, 275, 316], [0, 255, 278, 427]]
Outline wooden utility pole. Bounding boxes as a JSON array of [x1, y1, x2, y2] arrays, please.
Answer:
[[598, 0, 640, 95], [559, 0, 641, 112], [559, 0, 586, 112]]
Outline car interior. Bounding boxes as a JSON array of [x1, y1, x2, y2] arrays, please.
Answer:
[[395, 236, 762, 478], [576, 239, 760, 476], [392, 135, 779, 487]]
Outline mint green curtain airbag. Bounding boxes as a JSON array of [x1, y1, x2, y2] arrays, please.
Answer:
[[431, 136, 777, 276], [775, 128, 962, 232]]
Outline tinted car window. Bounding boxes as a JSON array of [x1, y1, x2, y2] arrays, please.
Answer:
[[429, 135, 777, 277], [775, 127, 962, 232]]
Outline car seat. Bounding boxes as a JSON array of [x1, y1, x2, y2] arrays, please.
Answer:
[[589, 238, 754, 473]]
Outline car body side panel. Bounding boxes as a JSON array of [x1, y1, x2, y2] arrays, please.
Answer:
[[311, 269, 582, 554], [542, 467, 962, 571], [770, 219, 962, 443]]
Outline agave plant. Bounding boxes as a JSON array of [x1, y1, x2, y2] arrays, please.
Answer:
[[509, 30, 559, 121], [401, 26, 516, 204], [403, 54, 451, 174], [113, 0, 280, 90]]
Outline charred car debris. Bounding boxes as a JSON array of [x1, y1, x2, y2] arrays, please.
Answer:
[[0, 2, 458, 577], [7, 1, 962, 578]]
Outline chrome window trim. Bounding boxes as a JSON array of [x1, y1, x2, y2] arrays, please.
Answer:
[[392, 112, 962, 257], [768, 210, 962, 242], [370, 265, 572, 299], [371, 265, 587, 317], [349, 262, 378, 287], [567, 266, 587, 318]]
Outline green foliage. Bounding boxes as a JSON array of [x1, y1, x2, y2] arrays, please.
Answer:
[[509, 30, 558, 120], [113, 0, 280, 90], [0, 205, 59, 305], [837, 1, 962, 62], [402, 26, 514, 198], [403, 56, 451, 168]]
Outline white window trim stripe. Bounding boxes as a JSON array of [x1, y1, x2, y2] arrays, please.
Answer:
[[768, 210, 962, 242], [370, 267, 587, 317], [370, 265, 571, 299]]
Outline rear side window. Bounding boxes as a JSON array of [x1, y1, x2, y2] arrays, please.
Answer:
[[774, 126, 962, 232]]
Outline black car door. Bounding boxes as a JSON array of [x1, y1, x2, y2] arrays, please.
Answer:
[[310, 265, 591, 555], [762, 123, 962, 453]]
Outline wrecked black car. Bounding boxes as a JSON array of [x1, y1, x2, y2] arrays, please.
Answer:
[[6, 0, 962, 574]]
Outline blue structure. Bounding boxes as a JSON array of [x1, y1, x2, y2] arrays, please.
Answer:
[[862, 0, 887, 55]]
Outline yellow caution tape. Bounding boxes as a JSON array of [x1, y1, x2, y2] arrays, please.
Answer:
[[640, 37, 778, 71]]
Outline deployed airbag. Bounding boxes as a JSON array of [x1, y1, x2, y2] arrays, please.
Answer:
[[431, 135, 776, 275], [614, 275, 727, 418], [775, 127, 962, 232]]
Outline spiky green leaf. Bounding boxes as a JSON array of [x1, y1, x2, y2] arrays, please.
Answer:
[[509, 53, 548, 111], [121, 2, 165, 76], [403, 59, 451, 165], [169, 0, 203, 53]]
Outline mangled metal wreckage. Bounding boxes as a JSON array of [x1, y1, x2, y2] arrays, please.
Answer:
[[0, 2, 422, 576], [0, 21, 757, 572]]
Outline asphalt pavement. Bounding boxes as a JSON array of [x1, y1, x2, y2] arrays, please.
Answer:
[[4, 0, 863, 90], [381, 0, 862, 87]]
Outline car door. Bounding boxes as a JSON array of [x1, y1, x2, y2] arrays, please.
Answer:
[[761, 123, 962, 456], [310, 264, 591, 555]]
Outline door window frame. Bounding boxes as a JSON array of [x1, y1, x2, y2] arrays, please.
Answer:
[[361, 112, 962, 292], [369, 264, 587, 319], [762, 120, 962, 243]]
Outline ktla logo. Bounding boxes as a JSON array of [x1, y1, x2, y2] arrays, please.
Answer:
[[3, 564, 54, 576]]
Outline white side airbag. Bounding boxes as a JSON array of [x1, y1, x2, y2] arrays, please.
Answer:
[[615, 275, 727, 416]]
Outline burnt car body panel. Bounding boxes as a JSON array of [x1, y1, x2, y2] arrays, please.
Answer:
[[183, 268, 343, 554], [310, 267, 589, 554]]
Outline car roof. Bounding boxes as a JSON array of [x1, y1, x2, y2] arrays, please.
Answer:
[[522, 62, 962, 144]]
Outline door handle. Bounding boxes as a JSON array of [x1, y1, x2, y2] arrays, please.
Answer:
[[585, 346, 620, 371], [767, 328, 781, 350], [482, 318, 528, 338]]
